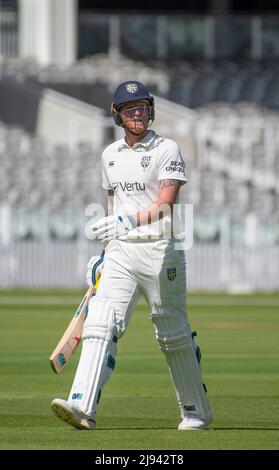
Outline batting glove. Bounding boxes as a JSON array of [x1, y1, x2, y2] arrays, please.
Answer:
[[86, 250, 105, 286], [90, 214, 137, 242]]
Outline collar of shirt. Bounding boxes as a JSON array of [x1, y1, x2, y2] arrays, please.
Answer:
[[117, 130, 164, 152]]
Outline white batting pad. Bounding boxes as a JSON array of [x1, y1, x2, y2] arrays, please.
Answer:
[[151, 309, 212, 421], [164, 347, 212, 421], [151, 308, 192, 352], [67, 298, 117, 419]]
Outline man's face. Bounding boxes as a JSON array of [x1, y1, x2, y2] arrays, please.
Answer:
[[119, 100, 151, 134]]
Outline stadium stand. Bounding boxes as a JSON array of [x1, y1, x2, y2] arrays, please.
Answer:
[[1, 54, 279, 241], [2, 56, 279, 111], [0, 119, 105, 241], [0, 52, 279, 288]]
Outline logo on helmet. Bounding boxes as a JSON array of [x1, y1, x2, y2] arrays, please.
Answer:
[[126, 83, 138, 93]]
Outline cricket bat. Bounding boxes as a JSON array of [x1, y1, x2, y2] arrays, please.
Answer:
[[49, 278, 100, 374]]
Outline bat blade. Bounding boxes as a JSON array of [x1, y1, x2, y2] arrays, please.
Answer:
[[49, 284, 96, 374]]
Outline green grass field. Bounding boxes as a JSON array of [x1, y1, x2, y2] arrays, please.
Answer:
[[0, 290, 278, 450]]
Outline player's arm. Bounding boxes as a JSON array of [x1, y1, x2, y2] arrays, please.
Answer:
[[133, 179, 183, 227], [90, 180, 184, 241]]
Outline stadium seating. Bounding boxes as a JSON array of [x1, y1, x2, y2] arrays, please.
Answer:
[[2, 55, 279, 110], [0, 120, 106, 240], [0, 55, 279, 247]]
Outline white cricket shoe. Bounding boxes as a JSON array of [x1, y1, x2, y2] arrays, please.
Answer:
[[178, 414, 212, 430], [51, 398, 96, 430]]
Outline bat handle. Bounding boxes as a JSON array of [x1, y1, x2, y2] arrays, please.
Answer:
[[93, 275, 101, 293]]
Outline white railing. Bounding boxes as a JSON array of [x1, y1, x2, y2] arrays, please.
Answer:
[[1, 240, 278, 291], [78, 13, 279, 60]]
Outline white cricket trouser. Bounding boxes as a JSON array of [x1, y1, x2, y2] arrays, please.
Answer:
[[68, 239, 212, 422]]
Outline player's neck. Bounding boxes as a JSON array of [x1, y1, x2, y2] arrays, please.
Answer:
[[124, 129, 149, 148]]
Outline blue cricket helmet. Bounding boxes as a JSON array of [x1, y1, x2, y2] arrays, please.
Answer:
[[111, 80, 155, 127]]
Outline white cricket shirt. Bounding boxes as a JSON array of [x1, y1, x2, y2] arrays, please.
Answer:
[[101, 130, 187, 240]]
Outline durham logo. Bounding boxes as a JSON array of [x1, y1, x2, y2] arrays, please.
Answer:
[[167, 268, 176, 281], [126, 83, 138, 93], [141, 156, 151, 169]]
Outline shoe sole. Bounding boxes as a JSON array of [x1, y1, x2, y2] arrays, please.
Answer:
[[178, 425, 208, 430], [51, 400, 94, 430], [178, 417, 213, 431]]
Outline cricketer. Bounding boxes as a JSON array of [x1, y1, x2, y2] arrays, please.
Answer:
[[51, 80, 213, 430]]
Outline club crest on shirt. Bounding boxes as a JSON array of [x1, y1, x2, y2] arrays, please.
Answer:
[[167, 268, 176, 281], [141, 155, 151, 170], [126, 83, 138, 93]]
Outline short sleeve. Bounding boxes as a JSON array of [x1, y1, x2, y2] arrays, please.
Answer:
[[158, 141, 187, 182], [101, 151, 112, 190]]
